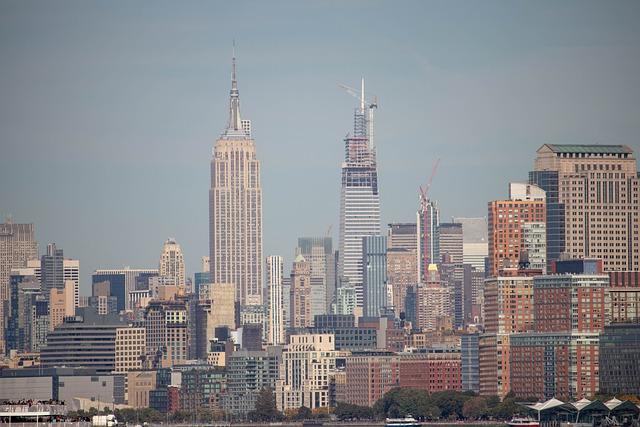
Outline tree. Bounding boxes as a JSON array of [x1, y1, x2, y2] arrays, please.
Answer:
[[335, 402, 374, 420], [463, 396, 488, 420], [373, 388, 440, 420], [290, 406, 312, 420], [248, 387, 284, 422]]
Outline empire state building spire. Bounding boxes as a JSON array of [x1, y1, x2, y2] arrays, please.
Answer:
[[228, 48, 242, 132]]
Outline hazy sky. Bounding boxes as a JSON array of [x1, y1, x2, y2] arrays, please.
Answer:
[[2, 1, 640, 293]]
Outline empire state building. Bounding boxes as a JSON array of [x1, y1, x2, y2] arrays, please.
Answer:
[[209, 53, 263, 306]]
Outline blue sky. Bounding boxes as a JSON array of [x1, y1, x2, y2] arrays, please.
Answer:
[[2, 1, 639, 293]]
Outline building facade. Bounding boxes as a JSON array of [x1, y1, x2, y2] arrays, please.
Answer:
[[266, 255, 285, 345], [159, 238, 186, 289], [338, 79, 381, 309], [210, 53, 263, 307], [530, 144, 639, 271], [362, 235, 387, 317]]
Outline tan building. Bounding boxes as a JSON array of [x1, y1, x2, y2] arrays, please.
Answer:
[[386, 248, 418, 316], [115, 327, 146, 373], [290, 255, 312, 329], [208, 282, 236, 330], [127, 371, 157, 408], [275, 334, 345, 412], [49, 280, 76, 329], [488, 183, 546, 277], [209, 54, 263, 307], [159, 238, 186, 290], [416, 265, 451, 332], [531, 144, 639, 271]]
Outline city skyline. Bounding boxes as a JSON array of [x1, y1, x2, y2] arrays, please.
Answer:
[[2, 1, 640, 289]]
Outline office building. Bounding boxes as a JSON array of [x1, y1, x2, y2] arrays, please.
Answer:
[[159, 238, 186, 290], [362, 235, 387, 317], [488, 183, 546, 276], [40, 307, 127, 375], [144, 298, 190, 368], [453, 217, 488, 272], [599, 324, 640, 395], [417, 200, 439, 281], [521, 222, 547, 271], [386, 247, 417, 316], [298, 237, 335, 313], [387, 223, 417, 252], [210, 53, 263, 307], [439, 223, 463, 264], [530, 144, 639, 271], [461, 333, 480, 393], [266, 255, 285, 345], [290, 255, 311, 328], [49, 280, 76, 329], [92, 268, 158, 311], [115, 326, 146, 373], [416, 265, 451, 332], [338, 79, 381, 308], [6, 269, 44, 353], [609, 271, 640, 323], [0, 220, 37, 302], [179, 364, 227, 411]]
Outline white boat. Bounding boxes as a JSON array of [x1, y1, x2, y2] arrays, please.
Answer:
[[508, 417, 540, 427], [385, 415, 421, 427]]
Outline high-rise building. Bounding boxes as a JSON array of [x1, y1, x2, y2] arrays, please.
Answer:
[[362, 235, 387, 317], [438, 223, 463, 264], [92, 268, 158, 311], [417, 200, 439, 282], [453, 217, 488, 272], [290, 255, 311, 329], [416, 265, 451, 332], [0, 220, 37, 302], [114, 327, 146, 373], [386, 248, 418, 317], [0, 220, 38, 354], [266, 255, 285, 345], [159, 238, 185, 289], [144, 298, 190, 368], [40, 243, 64, 299], [530, 144, 639, 271], [534, 274, 610, 333], [209, 53, 263, 307], [297, 237, 335, 314], [599, 324, 640, 395], [338, 79, 381, 308], [387, 223, 417, 252], [6, 269, 43, 353], [488, 183, 546, 277], [49, 280, 76, 330]]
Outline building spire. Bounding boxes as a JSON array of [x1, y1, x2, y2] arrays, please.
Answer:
[[228, 42, 242, 131]]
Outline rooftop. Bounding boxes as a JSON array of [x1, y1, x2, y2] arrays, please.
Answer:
[[541, 144, 633, 154]]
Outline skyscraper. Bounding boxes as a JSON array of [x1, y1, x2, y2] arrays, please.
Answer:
[[529, 144, 639, 271], [338, 78, 380, 309], [209, 52, 263, 307], [290, 255, 311, 328], [487, 183, 546, 277], [297, 237, 335, 313], [453, 217, 488, 272], [362, 235, 387, 317], [438, 222, 463, 264], [0, 220, 37, 354], [159, 238, 186, 289], [266, 255, 285, 345], [417, 199, 440, 282]]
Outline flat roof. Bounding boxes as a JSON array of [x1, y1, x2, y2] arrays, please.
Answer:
[[542, 144, 633, 154]]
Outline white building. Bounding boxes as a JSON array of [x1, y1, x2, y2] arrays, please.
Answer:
[[338, 78, 380, 309], [266, 255, 285, 345]]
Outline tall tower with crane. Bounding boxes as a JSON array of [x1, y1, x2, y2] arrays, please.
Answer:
[[417, 159, 441, 282], [336, 78, 381, 313]]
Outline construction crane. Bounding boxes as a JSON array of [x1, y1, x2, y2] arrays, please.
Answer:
[[419, 158, 441, 210], [337, 78, 378, 149]]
